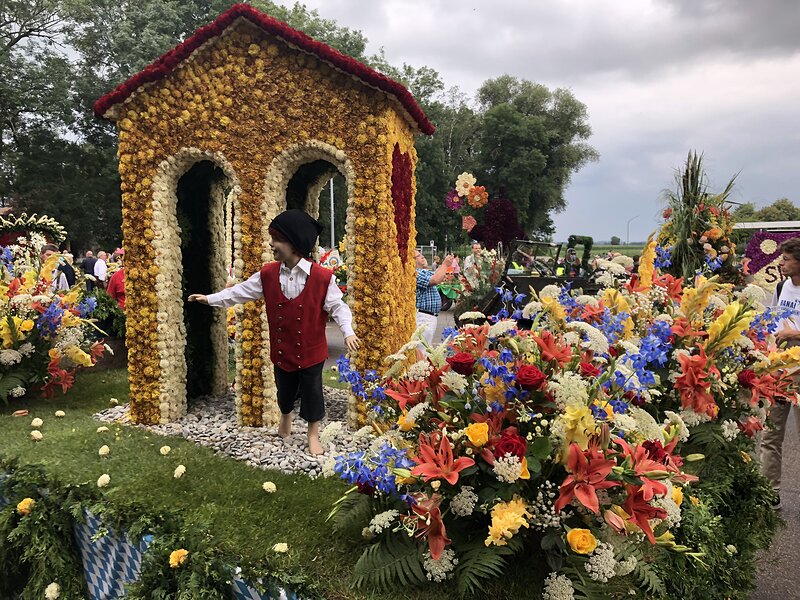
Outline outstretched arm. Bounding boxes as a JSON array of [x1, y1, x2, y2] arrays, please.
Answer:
[[188, 271, 263, 307]]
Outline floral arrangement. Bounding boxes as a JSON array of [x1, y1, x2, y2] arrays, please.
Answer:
[[0, 235, 104, 403], [331, 247, 796, 596], [320, 235, 349, 293], [453, 248, 504, 322], [95, 4, 430, 426], [0, 213, 67, 247], [445, 172, 489, 234]]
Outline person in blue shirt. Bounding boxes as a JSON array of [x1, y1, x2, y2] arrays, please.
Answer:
[[414, 249, 454, 346]]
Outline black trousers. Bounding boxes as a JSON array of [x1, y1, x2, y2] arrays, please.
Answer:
[[274, 360, 326, 423]]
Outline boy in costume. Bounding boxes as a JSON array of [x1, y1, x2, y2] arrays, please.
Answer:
[[189, 209, 359, 455]]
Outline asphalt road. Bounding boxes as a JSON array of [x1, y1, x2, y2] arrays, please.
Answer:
[[325, 309, 800, 599]]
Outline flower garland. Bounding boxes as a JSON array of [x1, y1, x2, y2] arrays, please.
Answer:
[[391, 143, 413, 265], [105, 16, 426, 426]]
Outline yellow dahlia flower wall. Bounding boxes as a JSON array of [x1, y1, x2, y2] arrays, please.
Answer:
[[97, 8, 429, 426]]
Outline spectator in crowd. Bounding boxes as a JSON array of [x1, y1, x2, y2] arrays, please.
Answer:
[[58, 251, 76, 287], [107, 250, 125, 310], [40, 244, 69, 292], [82, 250, 98, 291], [463, 241, 482, 287], [414, 249, 454, 347], [94, 251, 109, 288]]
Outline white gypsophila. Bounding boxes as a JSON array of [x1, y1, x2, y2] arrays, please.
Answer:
[[721, 419, 740, 441], [542, 572, 575, 600], [653, 496, 682, 528], [18, 342, 34, 356], [629, 407, 664, 442], [441, 370, 468, 395], [655, 313, 674, 325], [450, 486, 478, 517], [548, 372, 589, 409], [488, 319, 517, 337], [407, 360, 434, 382], [738, 284, 767, 305], [529, 480, 562, 531], [680, 409, 712, 428], [10, 293, 32, 307], [0, 349, 22, 365], [9, 386, 25, 397], [567, 321, 610, 355], [459, 311, 486, 320], [493, 454, 523, 483], [407, 401, 430, 422], [733, 335, 755, 350], [319, 421, 343, 446], [585, 541, 617, 583], [539, 285, 561, 299], [522, 300, 543, 318], [575, 294, 599, 307], [615, 555, 637, 577], [321, 456, 337, 478], [423, 547, 458, 583], [368, 509, 400, 534], [663, 411, 690, 442]]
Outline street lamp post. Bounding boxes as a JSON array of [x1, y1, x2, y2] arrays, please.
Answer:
[[626, 215, 639, 246]]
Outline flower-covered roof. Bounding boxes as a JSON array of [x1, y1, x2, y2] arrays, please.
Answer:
[[93, 3, 435, 135]]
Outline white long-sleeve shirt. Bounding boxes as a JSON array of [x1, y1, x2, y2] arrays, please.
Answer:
[[94, 259, 108, 282], [206, 259, 355, 338]]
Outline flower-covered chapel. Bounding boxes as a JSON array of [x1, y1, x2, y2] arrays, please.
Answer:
[[94, 3, 434, 427]]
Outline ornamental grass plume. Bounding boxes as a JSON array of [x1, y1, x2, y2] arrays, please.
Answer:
[[16, 497, 35, 515], [169, 548, 189, 568]]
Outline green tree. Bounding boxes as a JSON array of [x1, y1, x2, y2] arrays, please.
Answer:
[[610, 235, 621, 245], [474, 75, 598, 236], [756, 198, 800, 222]]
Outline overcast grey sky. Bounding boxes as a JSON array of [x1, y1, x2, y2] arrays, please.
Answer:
[[274, 0, 800, 243]]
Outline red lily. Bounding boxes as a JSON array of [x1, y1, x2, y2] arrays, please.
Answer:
[[411, 430, 475, 486], [453, 324, 490, 355], [675, 347, 718, 417], [670, 317, 707, 340], [89, 341, 106, 362], [534, 330, 572, 367], [554, 443, 619, 514], [404, 493, 451, 560], [659, 437, 699, 485], [738, 416, 764, 438], [385, 378, 428, 411], [654, 274, 683, 302], [614, 438, 668, 501], [580, 302, 606, 324], [622, 485, 667, 543]]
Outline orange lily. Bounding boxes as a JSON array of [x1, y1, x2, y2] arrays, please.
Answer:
[[554, 443, 619, 514], [411, 430, 475, 486], [534, 330, 572, 367]]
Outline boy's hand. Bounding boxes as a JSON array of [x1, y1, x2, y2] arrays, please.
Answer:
[[188, 294, 209, 304], [345, 335, 360, 352]]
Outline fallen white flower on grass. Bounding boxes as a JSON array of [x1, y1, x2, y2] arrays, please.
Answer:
[[30, 418, 43, 428], [30, 430, 43, 441], [173, 465, 186, 478], [96, 426, 109, 433], [44, 582, 60, 599], [99, 445, 110, 457], [160, 446, 171, 456], [54, 410, 65, 418], [109, 397, 118, 405], [262, 481, 277, 493], [272, 543, 288, 553], [97, 474, 110, 488]]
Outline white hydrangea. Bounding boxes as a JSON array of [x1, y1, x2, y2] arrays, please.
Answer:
[[680, 409, 712, 428], [652, 495, 682, 528], [522, 300, 543, 318], [368, 509, 400, 534], [488, 319, 517, 337], [721, 419, 740, 441], [629, 407, 664, 442], [539, 285, 561, 299], [407, 360, 434, 382], [575, 294, 599, 307], [321, 456, 337, 478], [422, 547, 458, 582], [542, 572, 575, 600], [406, 401, 430, 422], [611, 413, 637, 434], [18, 342, 34, 356], [548, 372, 589, 409], [450, 486, 478, 517], [585, 541, 617, 582], [738, 284, 767, 305], [596, 272, 615, 288], [566, 321, 610, 355], [733, 335, 755, 350], [654, 313, 674, 325], [319, 421, 343, 446], [10, 386, 26, 398], [663, 411, 690, 442], [0, 349, 22, 365], [44, 582, 60, 600], [492, 454, 523, 483], [441, 370, 468, 394], [458, 311, 486, 320]]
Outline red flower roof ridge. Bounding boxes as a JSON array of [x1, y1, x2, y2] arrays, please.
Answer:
[[93, 3, 434, 135]]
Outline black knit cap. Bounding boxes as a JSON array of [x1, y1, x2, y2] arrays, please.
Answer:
[[269, 209, 323, 258]]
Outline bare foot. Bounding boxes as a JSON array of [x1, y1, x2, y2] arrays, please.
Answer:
[[278, 414, 292, 439], [307, 434, 324, 456]]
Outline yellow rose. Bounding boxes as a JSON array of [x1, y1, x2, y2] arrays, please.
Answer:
[[16, 497, 35, 516], [566, 528, 598, 554], [464, 422, 489, 447], [169, 548, 189, 568], [672, 485, 683, 506]]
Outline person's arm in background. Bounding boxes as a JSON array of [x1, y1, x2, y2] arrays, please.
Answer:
[[429, 255, 454, 286]]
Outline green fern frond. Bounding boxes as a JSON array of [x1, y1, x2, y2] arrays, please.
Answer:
[[352, 534, 427, 591], [327, 488, 372, 534], [454, 545, 510, 596], [634, 560, 666, 597]]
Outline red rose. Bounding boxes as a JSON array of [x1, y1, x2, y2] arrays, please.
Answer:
[[662, 208, 673, 219], [492, 427, 527, 459], [579, 362, 600, 378], [738, 416, 764, 438], [738, 369, 756, 388], [516, 364, 546, 390], [447, 352, 476, 376]]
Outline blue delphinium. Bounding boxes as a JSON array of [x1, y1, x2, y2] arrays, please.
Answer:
[[77, 297, 98, 318], [334, 443, 414, 497], [654, 245, 672, 269], [37, 302, 64, 338]]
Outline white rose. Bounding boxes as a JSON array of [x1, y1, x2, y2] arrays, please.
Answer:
[[173, 465, 186, 479], [31, 418, 43, 428], [160, 445, 171, 455], [262, 481, 277, 493], [54, 410, 65, 418], [99, 445, 111, 457], [97, 474, 111, 488], [30, 430, 43, 441], [44, 582, 60, 599]]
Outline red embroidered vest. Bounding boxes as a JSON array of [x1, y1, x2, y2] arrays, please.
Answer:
[[260, 261, 333, 372]]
